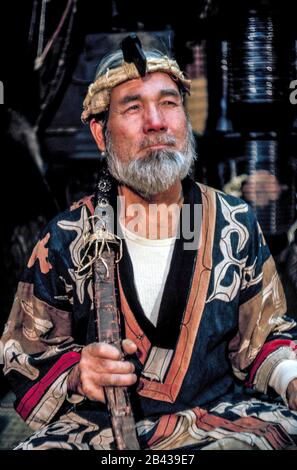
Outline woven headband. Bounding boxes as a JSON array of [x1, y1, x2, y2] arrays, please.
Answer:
[[81, 56, 191, 123]]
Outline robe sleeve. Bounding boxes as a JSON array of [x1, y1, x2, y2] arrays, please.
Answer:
[[0, 221, 83, 431], [228, 206, 297, 395]]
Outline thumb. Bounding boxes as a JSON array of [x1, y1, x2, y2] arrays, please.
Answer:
[[122, 338, 137, 356]]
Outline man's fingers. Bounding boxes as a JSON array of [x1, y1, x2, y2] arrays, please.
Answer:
[[288, 390, 297, 410], [81, 371, 137, 391], [81, 354, 135, 374], [95, 358, 135, 374], [287, 379, 297, 410], [289, 399, 297, 411], [122, 339, 137, 355], [83, 340, 137, 361], [79, 380, 105, 402], [99, 373, 137, 387], [84, 342, 121, 360]]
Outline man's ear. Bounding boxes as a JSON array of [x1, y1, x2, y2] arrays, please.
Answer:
[[90, 119, 106, 151]]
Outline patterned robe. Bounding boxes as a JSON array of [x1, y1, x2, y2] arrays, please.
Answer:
[[1, 178, 297, 450]]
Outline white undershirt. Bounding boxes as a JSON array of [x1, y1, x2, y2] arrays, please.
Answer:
[[120, 222, 176, 326]]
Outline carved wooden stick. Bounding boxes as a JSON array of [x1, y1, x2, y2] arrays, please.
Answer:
[[93, 251, 140, 450]]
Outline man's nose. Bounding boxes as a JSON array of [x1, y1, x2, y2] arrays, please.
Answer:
[[143, 105, 167, 133]]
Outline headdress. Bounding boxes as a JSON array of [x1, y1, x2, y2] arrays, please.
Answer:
[[81, 33, 191, 122]]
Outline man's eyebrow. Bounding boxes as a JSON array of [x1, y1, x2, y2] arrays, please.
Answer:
[[118, 89, 181, 106], [159, 89, 180, 99], [118, 94, 141, 106]]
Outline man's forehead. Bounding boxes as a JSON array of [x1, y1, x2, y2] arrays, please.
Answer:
[[110, 72, 180, 102]]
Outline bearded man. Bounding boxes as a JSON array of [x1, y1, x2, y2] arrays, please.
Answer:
[[1, 34, 297, 450]]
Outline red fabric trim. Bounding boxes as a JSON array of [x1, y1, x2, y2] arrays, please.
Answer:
[[16, 351, 81, 420], [147, 414, 179, 447], [246, 339, 297, 388]]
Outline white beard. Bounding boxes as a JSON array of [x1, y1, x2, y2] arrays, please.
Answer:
[[105, 122, 196, 199]]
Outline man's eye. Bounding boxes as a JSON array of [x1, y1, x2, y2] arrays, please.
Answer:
[[125, 104, 141, 113], [161, 101, 178, 107]]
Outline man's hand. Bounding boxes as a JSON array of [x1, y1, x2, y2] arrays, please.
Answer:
[[67, 339, 137, 403], [286, 378, 297, 410]]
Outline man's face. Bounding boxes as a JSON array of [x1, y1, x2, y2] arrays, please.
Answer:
[[98, 71, 195, 198], [106, 72, 188, 162]]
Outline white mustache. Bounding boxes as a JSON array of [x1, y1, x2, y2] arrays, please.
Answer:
[[139, 135, 176, 150]]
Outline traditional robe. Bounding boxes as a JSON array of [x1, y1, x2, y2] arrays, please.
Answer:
[[1, 179, 297, 450]]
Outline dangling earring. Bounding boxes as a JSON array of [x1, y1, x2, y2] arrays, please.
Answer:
[[101, 151, 106, 157]]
